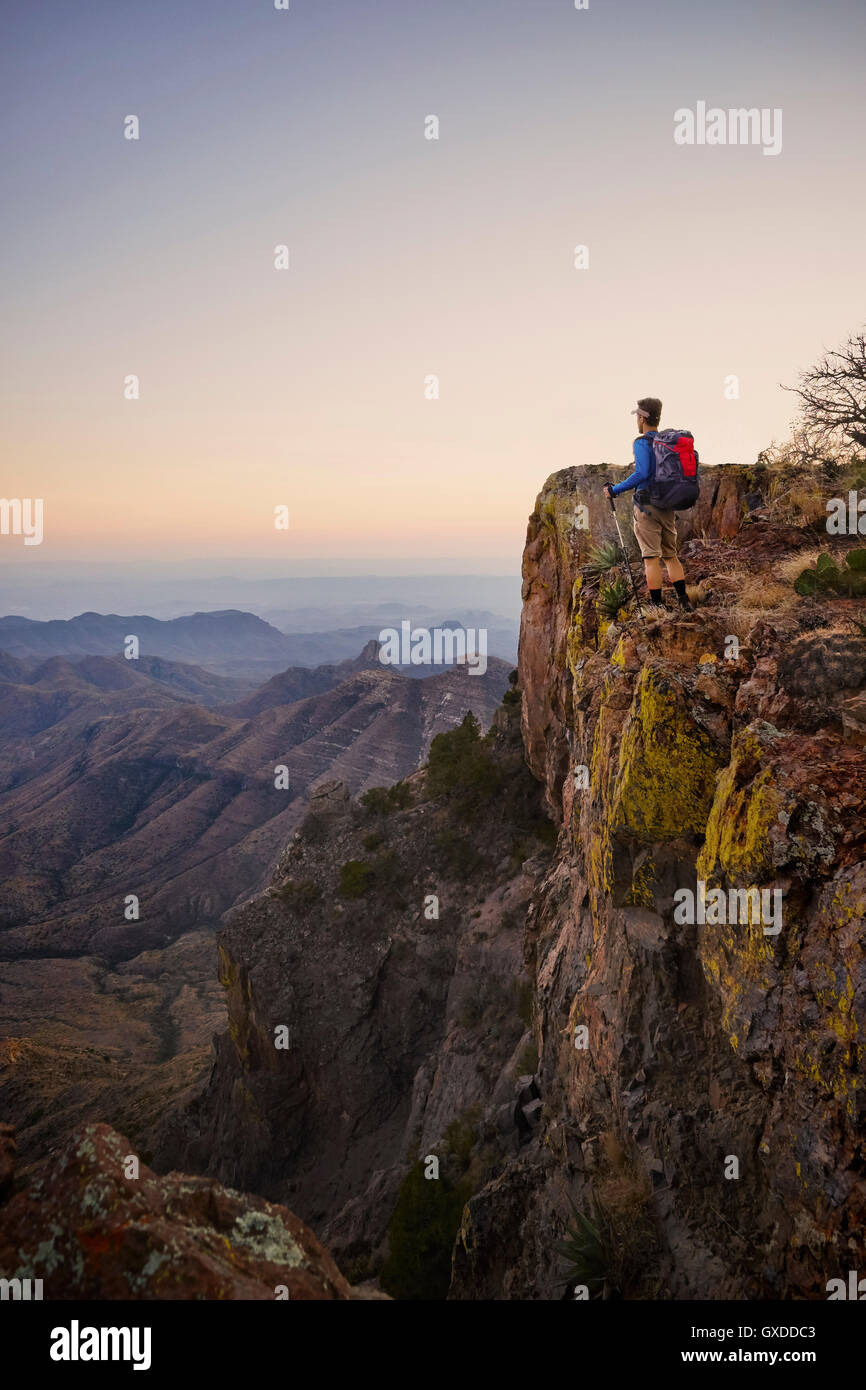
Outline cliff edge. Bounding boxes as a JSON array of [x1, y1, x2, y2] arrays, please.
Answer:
[[155, 462, 865, 1299]]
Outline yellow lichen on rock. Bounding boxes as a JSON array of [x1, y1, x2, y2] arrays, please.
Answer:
[[697, 725, 782, 885], [610, 665, 726, 842]]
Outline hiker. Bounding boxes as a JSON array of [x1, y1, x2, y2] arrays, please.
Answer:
[[603, 397, 694, 614]]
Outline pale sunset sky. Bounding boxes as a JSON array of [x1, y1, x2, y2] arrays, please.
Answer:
[[2, 0, 865, 572]]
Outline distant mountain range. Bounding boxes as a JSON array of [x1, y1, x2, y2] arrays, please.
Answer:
[[0, 638, 512, 964], [0, 608, 519, 675]]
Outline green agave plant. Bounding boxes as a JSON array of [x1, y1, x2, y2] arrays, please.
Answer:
[[556, 1201, 608, 1298], [584, 541, 623, 575], [597, 576, 630, 619]]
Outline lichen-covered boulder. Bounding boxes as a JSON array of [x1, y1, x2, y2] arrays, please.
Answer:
[[0, 1123, 380, 1299]]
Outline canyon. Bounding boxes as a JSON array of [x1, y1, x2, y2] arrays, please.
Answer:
[[2, 461, 865, 1299]]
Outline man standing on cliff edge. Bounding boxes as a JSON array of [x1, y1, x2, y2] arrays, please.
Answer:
[[603, 397, 693, 614]]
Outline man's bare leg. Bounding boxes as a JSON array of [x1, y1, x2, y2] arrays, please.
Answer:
[[644, 557, 663, 591]]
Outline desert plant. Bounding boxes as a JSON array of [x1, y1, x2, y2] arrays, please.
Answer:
[[584, 540, 623, 575], [793, 549, 866, 597], [296, 811, 327, 844], [443, 1108, 481, 1169], [556, 1202, 607, 1298], [776, 548, 824, 586], [596, 576, 630, 619], [433, 826, 485, 875]]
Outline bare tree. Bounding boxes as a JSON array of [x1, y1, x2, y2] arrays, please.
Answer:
[[783, 329, 866, 453]]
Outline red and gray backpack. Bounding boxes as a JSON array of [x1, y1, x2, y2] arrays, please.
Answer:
[[638, 430, 700, 510]]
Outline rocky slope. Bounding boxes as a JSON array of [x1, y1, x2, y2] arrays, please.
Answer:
[[0, 649, 509, 1180], [161, 463, 866, 1299], [0, 651, 510, 962]]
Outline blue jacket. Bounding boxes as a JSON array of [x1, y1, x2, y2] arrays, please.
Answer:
[[610, 431, 657, 497]]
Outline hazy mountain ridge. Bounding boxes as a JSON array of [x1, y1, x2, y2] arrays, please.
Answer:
[[0, 650, 511, 965], [0, 607, 520, 675]]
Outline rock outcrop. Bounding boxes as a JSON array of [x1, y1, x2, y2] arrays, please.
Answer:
[[464, 463, 865, 1298], [0, 1122, 382, 1299]]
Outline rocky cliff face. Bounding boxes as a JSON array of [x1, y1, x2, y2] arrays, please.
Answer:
[[160, 464, 866, 1299], [155, 702, 556, 1292], [469, 462, 865, 1299]]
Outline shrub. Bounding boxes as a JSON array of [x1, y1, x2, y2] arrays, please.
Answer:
[[338, 860, 375, 898], [516, 979, 535, 1027], [338, 849, 403, 900], [379, 1162, 470, 1301], [296, 812, 327, 844], [361, 831, 384, 852], [360, 781, 413, 815], [736, 576, 796, 612], [274, 878, 321, 909], [433, 827, 484, 876], [426, 713, 504, 808], [793, 549, 866, 597], [514, 1039, 539, 1076], [557, 1167, 663, 1299], [443, 1108, 481, 1169]]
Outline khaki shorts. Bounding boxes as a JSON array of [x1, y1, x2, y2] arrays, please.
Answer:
[[633, 503, 679, 561]]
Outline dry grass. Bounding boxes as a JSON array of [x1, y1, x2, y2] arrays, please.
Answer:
[[775, 548, 823, 586], [737, 576, 798, 612], [764, 464, 832, 528], [786, 488, 829, 526], [725, 606, 775, 641]]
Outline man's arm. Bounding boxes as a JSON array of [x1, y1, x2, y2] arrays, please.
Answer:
[[606, 437, 653, 498]]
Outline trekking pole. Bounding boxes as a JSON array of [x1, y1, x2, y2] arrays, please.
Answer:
[[606, 492, 647, 625]]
